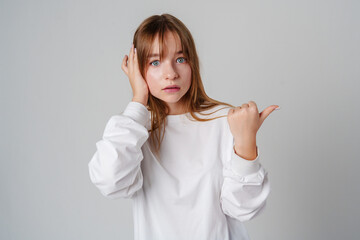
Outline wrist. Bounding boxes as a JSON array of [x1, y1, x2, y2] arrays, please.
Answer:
[[234, 135, 256, 147], [233, 144, 257, 161]]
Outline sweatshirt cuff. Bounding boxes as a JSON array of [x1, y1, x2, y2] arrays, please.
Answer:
[[122, 101, 150, 126], [230, 146, 261, 176]]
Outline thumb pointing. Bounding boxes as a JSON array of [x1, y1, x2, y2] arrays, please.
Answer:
[[259, 105, 280, 125]]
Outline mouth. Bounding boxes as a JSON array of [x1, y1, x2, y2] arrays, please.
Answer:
[[163, 85, 180, 90], [163, 85, 181, 93]]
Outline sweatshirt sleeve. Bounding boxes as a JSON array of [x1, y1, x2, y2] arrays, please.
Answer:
[[88, 101, 150, 199], [220, 145, 271, 222]]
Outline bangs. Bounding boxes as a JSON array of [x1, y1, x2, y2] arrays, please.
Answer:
[[144, 28, 190, 63]]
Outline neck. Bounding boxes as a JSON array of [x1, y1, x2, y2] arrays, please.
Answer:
[[166, 101, 188, 115]]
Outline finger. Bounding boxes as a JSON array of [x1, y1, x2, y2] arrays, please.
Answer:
[[134, 47, 138, 62], [129, 43, 134, 57], [121, 55, 128, 75], [228, 106, 239, 115], [128, 44, 134, 71], [241, 103, 249, 108], [133, 47, 140, 72], [229, 106, 241, 115], [248, 101, 258, 112], [259, 105, 279, 125]]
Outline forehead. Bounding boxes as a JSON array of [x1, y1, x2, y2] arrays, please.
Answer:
[[150, 31, 182, 53]]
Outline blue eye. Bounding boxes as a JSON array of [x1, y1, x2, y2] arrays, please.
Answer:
[[150, 60, 160, 66], [177, 57, 186, 63]]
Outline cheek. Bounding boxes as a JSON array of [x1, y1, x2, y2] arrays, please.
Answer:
[[145, 72, 159, 93], [184, 67, 192, 87]]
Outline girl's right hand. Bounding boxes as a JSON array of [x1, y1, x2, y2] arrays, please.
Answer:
[[121, 44, 149, 106]]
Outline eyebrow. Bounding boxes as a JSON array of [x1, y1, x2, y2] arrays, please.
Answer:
[[147, 50, 183, 58]]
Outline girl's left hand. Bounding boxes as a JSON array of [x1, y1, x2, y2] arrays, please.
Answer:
[[227, 101, 279, 147]]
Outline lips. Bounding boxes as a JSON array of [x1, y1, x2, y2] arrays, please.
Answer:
[[163, 85, 180, 90]]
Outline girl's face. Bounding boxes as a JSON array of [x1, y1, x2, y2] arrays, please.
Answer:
[[145, 31, 192, 115]]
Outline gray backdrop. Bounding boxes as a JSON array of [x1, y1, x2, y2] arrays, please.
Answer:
[[1, 0, 359, 239]]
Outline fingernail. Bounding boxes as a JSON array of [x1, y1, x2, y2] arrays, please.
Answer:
[[134, 48, 136, 53], [274, 106, 281, 110]]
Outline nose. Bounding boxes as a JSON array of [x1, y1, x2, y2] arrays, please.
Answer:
[[164, 62, 179, 80]]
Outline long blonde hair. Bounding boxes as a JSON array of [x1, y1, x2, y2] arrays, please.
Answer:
[[132, 13, 235, 154]]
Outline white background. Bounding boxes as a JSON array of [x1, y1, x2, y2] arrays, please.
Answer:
[[1, 0, 359, 239]]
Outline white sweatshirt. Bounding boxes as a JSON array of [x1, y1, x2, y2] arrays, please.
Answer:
[[88, 101, 270, 240]]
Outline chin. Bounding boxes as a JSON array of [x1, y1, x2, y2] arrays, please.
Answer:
[[150, 94, 178, 103], [163, 98, 182, 104]]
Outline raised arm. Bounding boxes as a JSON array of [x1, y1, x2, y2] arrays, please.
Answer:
[[221, 101, 278, 221]]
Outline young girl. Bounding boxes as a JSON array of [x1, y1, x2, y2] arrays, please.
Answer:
[[88, 13, 279, 240]]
